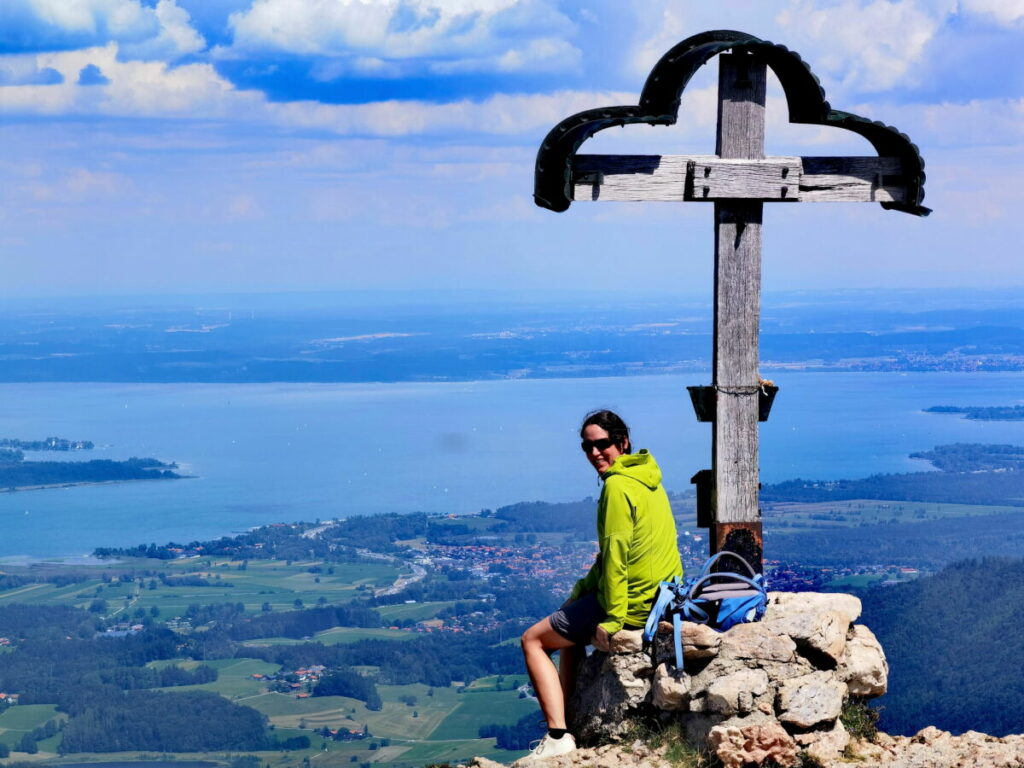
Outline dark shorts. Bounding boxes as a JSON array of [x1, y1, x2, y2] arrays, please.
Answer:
[[549, 593, 607, 646]]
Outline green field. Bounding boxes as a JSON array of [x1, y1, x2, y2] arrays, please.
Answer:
[[0, 541, 535, 768], [242, 626, 416, 648], [313, 627, 418, 643], [464, 674, 528, 692], [244, 684, 459, 738], [764, 500, 1022, 533], [384, 738, 520, 767], [154, 657, 281, 699], [0, 704, 63, 749], [376, 601, 454, 623], [828, 571, 921, 589], [429, 689, 537, 740], [0, 557, 403, 620], [0, 676, 535, 766]]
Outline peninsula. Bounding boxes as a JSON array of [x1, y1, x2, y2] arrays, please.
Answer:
[[0, 436, 182, 491], [926, 404, 1024, 420]]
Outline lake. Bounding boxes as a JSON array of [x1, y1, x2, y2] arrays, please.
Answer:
[[1, 372, 1022, 559]]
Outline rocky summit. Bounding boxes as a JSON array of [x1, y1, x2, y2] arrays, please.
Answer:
[[462, 592, 1024, 768]]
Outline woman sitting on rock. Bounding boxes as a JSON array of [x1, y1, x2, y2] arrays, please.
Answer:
[[520, 409, 684, 760]]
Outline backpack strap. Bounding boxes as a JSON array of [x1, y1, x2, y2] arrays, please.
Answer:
[[643, 580, 680, 644], [672, 610, 684, 671], [698, 551, 760, 579]]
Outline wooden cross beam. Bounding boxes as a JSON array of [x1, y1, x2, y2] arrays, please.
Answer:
[[534, 32, 928, 575], [572, 154, 910, 204]]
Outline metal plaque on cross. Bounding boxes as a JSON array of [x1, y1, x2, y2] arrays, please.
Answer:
[[533, 30, 929, 574]]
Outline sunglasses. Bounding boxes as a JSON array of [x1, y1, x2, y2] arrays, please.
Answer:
[[581, 437, 617, 453]]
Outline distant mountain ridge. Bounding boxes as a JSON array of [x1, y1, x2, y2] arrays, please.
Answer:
[[1, 293, 1023, 382]]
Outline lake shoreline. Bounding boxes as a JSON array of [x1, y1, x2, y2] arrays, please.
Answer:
[[0, 475, 191, 494], [0, 373, 1021, 560]]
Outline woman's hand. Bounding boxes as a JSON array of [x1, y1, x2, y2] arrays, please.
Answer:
[[591, 625, 611, 652]]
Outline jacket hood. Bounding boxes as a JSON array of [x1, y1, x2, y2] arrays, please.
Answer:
[[604, 449, 662, 490]]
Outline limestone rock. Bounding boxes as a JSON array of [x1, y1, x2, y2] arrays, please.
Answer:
[[767, 609, 849, 666], [688, 656, 749, 698], [610, 628, 645, 654], [851, 727, 1024, 768], [651, 662, 689, 710], [720, 621, 797, 662], [757, 657, 816, 682], [683, 621, 722, 657], [506, 741, 673, 768], [465, 593, 1024, 768], [654, 620, 721, 664], [793, 718, 850, 763], [765, 591, 862, 624], [707, 713, 799, 768], [570, 650, 651, 744], [567, 591, 888, 759], [777, 671, 845, 728], [705, 668, 770, 716], [842, 624, 889, 697]]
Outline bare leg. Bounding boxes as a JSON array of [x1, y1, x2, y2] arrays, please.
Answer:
[[558, 643, 581, 727], [521, 617, 575, 730]]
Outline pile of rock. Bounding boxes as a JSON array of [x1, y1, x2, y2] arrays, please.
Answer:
[[462, 590, 1024, 767], [569, 591, 887, 767], [466, 728, 1024, 768]]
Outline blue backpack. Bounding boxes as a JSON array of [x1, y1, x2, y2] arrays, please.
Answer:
[[643, 551, 767, 672]]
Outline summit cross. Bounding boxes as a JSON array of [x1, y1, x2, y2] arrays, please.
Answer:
[[534, 31, 928, 573]]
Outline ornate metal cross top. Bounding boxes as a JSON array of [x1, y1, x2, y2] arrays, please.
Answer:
[[534, 30, 929, 573]]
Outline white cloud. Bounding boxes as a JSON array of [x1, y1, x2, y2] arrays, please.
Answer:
[[27, 167, 132, 203], [223, 0, 579, 75], [0, 45, 242, 116], [433, 36, 581, 74], [0, 53, 64, 85], [863, 97, 1024, 148], [267, 88, 635, 136], [776, 0, 955, 93], [626, 2, 690, 80], [24, 0, 151, 37], [0, 43, 629, 136], [1, 39, 1019, 154], [959, 0, 1024, 27], [4, 0, 205, 59], [120, 0, 206, 59]]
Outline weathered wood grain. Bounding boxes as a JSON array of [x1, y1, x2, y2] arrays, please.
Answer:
[[713, 53, 763, 528], [689, 158, 799, 200], [799, 156, 906, 203], [571, 155, 905, 203], [572, 155, 689, 202]]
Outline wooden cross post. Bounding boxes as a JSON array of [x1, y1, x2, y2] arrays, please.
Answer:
[[533, 31, 929, 575], [710, 53, 765, 570]]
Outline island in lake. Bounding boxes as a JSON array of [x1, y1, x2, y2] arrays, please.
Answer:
[[0, 436, 94, 451], [926, 405, 1024, 420], [0, 436, 182, 491]]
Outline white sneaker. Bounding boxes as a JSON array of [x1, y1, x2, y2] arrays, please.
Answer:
[[525, 733, 577, 761]]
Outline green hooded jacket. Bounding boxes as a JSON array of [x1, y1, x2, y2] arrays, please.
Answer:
[[569, 450, 684, 634]]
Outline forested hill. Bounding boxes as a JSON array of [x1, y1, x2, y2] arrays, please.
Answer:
[[860, 558, 1024, 737], [763, 443, 1024, 506]]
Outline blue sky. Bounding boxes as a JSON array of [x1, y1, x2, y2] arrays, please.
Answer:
[[0, 0, 1021, 298]]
